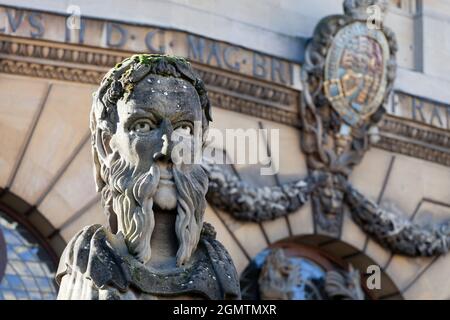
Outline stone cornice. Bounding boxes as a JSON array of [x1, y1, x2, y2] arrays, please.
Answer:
[[1, 35, 450, 167], [0, 36, 300, 127], [0, 58, 103, 84], [375, 115, 450, 167]]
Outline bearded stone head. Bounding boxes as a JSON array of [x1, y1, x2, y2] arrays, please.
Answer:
[[90, 54, 212, 266]]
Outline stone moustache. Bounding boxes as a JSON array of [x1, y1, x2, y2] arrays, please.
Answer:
[[56, 54, 240, 300]]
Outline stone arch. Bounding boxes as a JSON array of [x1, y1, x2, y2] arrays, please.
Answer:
[[0, 188, 63, 261]]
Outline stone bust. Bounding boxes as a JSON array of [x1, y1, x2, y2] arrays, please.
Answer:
[[56, 54, 241, 300]]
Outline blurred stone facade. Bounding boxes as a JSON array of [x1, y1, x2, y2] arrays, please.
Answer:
[[0, 0, 449, 300]]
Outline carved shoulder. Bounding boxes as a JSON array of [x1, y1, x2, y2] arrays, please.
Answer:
[[56, 224, 131, 293], [200, 223, 241, 299]]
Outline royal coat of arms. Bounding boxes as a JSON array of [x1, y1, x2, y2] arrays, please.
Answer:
[[324, 21, 390, 127]]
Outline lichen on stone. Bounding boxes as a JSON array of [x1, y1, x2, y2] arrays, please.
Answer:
[[114, 54, 192, 101], [130, 53, 189, 67]]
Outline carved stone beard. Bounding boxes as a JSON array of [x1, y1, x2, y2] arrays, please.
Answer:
[[172, 163, 209, 266], [101, 155, 209, 267]]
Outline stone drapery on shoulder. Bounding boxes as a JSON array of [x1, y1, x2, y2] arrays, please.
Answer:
[[56, 223, 241, 300]]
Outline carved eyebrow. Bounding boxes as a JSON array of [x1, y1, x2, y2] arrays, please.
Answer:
[[125, 109, 160, 126], [170, 110, 196, 123]]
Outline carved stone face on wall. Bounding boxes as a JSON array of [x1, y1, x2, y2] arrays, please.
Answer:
[[112, 74, 203, 211], [319, 174, 345, 213]]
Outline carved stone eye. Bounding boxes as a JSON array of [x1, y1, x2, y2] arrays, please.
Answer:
[[132, 120, 152, 133], [174, 124, 192, 135]]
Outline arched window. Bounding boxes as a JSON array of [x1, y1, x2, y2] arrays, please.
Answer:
[[0, 210, 57, 300]]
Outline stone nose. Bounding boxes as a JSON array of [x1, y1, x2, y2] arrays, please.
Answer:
[[153, 118, 173, 162]]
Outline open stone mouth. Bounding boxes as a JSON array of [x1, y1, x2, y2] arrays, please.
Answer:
[[158, 163, 174, 184]]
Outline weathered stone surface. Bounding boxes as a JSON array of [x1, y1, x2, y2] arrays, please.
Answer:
[[259, 119, 309, 182], [262, 218, 290, 244], [402, 254, 450, 300], [39, 141, 97, 229], [10, 83, 94, 204], [205, 161, 321, 221], [340, 207, 367, 252], [344, 181, 450, 257], [364, 239, 391, 268], [0, 75, 48, 188], [288, 201, 315, 236], [233, 222, 268, 258], [57, 223, 240, 299], [349, 148, 394, 200], [56, 54, 240, 300], [204, 204, 249, 274], [60, 202, 105, 242]]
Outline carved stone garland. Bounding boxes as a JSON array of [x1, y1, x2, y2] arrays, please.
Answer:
[[344, 182, 450, 256], [204, 162, 324, 221]]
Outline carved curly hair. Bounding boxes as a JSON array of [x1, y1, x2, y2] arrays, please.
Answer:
[[90, 53, 212, 136]]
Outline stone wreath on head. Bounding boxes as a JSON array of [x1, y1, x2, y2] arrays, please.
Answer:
[[90, 53, 213, 192]]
